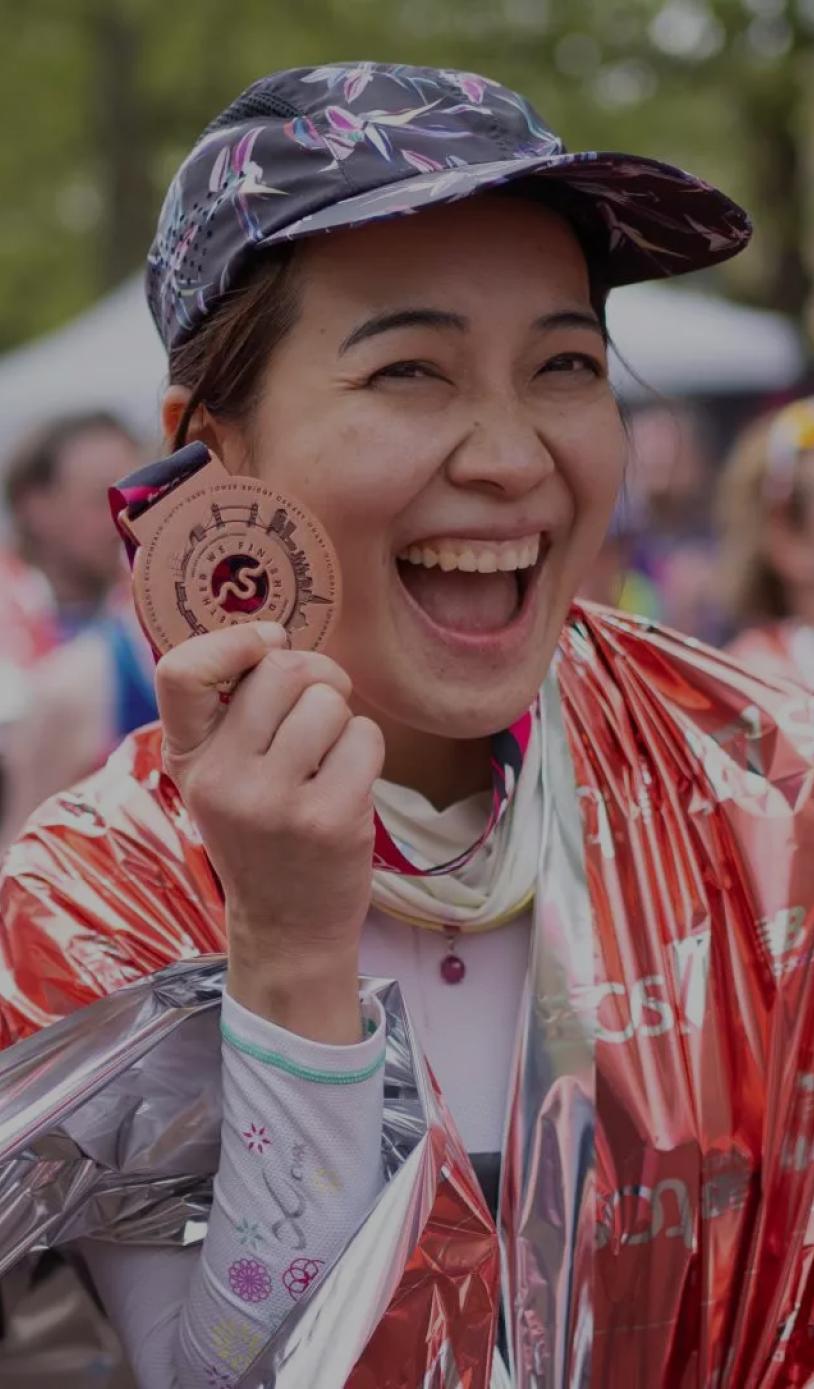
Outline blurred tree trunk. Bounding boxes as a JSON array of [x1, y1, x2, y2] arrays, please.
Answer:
[[87, 3, 154, 291], [735, 75, 808, 322]]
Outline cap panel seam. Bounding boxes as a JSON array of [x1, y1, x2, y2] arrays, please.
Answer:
[[271, 71, 362, 200], [433, 70, 516, 158]]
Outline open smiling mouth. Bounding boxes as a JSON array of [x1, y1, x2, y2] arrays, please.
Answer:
[[395, 535, 546, 636]]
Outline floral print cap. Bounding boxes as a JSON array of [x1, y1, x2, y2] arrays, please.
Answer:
[[147, 61, 752, 351]]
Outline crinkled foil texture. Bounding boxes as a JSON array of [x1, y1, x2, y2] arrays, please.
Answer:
[[0, 960, 498, 1386], [3, 603, 814, 1386]]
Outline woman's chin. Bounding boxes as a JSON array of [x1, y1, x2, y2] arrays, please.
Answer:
[[337, 584, 561, 737], [371, 666, 549, 741]]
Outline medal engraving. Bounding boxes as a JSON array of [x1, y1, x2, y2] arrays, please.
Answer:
[[131, 473, 340, 655]]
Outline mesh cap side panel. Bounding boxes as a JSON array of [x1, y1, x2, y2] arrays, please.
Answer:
[[200, 88, 299, 142]]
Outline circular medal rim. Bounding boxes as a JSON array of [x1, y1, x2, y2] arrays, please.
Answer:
[[132, 475, 341, 656]]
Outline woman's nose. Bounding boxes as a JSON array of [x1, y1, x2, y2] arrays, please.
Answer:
[[445, 403, 555, 498]]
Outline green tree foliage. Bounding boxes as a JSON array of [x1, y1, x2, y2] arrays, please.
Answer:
[[0, 0, 812, 352]]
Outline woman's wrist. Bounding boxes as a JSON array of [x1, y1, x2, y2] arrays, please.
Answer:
[[226, 935, 363, 1043]]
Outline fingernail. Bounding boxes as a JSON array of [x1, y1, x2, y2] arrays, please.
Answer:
[[255, 621, 286, 644]]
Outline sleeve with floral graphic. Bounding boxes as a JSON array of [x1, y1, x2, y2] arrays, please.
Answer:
[[81, 988, 386, 1389]]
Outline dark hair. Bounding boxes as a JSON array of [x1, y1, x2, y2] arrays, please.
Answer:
[[168, 188, 610, 450], [169, 246, 301, 450], [5, 410, 138, 513]]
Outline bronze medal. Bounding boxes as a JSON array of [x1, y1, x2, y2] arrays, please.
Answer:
[[127, 461, 340, 656]]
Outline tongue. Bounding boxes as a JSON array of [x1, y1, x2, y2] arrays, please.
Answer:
[[399, 563, 519, 632]]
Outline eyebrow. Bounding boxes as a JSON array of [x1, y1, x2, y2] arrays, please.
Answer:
[[532, 310, 605, 338], [339, 309, 467, 355], [338, 306, 604, 355]]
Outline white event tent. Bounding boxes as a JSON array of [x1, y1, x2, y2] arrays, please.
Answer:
[[0, 275, 805, 460]]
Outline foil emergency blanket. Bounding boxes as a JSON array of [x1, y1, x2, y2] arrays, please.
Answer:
[[3, 602, 814, 1386], [0, 960, 499, 1386]]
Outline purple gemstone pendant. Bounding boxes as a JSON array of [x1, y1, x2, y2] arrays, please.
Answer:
[[440, 952, 466, 984], [440, 928, 465, 984]]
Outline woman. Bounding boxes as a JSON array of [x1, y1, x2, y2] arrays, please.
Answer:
[[720, 396, 814, 685], [1, 64, 812, 1388]]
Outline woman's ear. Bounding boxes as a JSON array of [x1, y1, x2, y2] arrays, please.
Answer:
[[161, 385, 219, 455], [160, 387, 248, 473], [160, 385, 192, 450]]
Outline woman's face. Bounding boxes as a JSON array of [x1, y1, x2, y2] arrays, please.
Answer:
[[210, 195, 627, 739]]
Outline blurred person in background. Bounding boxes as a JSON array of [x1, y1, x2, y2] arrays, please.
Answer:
[[0, 596, 158, 847], [0, 551, 58, 836], [578, 498, 661, 617], [622, 401, 727, 642], [5, 411, 141, 638], [720, 396, 814, 685], [0, 412, 157, 846]]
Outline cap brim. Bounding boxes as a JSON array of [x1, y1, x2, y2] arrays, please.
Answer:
[[260, 150, 751, 287]]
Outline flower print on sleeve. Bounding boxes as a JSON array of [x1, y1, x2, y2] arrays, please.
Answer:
[[206, 1366, 235, 1388], [210, 1319, 265, 1375], [228, 1257, 273, 1304], [173, 989, 385, 1385], [312, 1165, 343, 1194], [235, 1216, 266, 1251], [282, 1257, 325, 1302], [242, 1122, 271, 1154]]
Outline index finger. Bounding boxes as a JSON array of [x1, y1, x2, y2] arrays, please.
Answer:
[[156, 621, 287, 756]]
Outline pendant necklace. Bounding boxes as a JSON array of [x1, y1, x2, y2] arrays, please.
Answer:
[[440, 925, 466, 985]]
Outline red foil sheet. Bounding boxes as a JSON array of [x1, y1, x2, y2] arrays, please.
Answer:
[[728, 620, 814, 689], [2, 602, 814, 1385]]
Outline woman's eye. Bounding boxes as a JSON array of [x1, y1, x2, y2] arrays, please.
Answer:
[[369, 360, 442, 383], [540, 352, 603, 377]]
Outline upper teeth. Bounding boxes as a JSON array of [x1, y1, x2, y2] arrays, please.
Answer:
[[397, 536, 540, 573]]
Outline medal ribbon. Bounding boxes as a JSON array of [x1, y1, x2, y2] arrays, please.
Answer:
[[110, 444, 533, 879]]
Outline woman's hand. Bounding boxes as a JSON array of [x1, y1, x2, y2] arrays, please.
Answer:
[[156, 622, 384, 1042]]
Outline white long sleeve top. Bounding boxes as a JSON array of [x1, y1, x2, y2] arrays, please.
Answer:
[[80, 908, 530, 1387]]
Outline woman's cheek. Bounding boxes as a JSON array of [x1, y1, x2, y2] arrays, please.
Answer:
[[320, 416, 444, 514], [551, 435, 625, 586], [567, 407, 626, 511]]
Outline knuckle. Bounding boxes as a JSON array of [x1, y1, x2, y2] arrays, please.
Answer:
[[264, 648, 306, 679], [160, 735, 179, 774], [312, 652, 347, 680], [355, 814, 376, 851], [299, 651, 352, 694], [182, 760, 222, 814], [155, 649, 194, 696], [353, 715, 386, 756], [260, 650, 315, 699], [306, 682, 348, 716]]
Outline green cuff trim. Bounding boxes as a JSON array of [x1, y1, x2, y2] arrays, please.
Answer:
[[220, 1018, 385, 1085]]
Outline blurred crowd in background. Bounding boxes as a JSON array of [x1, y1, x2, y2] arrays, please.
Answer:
[[0, 0, 813, 844]]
